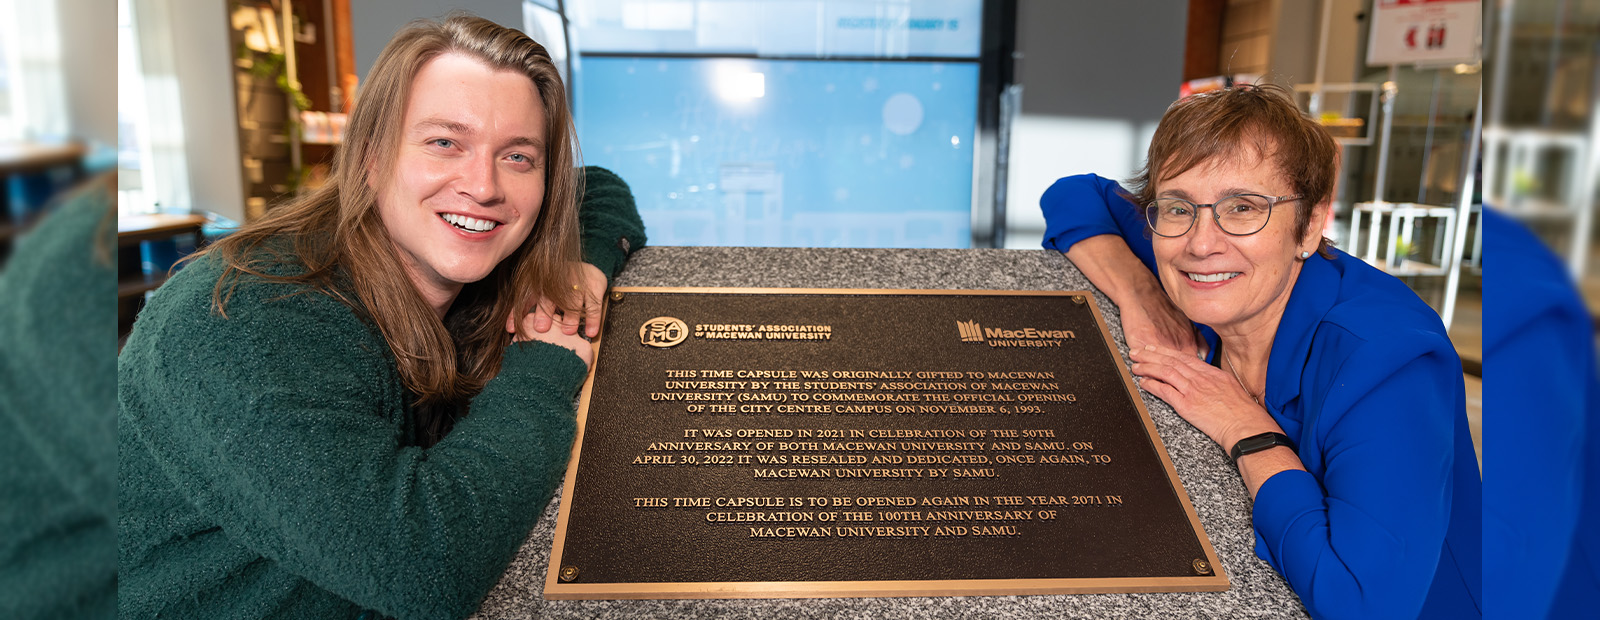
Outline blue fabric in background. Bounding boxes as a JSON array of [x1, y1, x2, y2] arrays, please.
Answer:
[[575, 57, 978, 248], [1481, 208, 1600, 618]]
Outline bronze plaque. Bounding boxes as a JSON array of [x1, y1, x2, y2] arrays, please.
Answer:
[[546, 288, 1227, 599]]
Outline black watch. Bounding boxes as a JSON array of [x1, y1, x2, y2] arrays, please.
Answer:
[[1229, 432, 1296, 462]]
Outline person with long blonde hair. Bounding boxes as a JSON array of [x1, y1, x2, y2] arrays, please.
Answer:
[[118, 15, 644, 619]]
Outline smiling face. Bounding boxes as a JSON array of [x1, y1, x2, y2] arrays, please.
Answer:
[[1151, 148, 1327, 338], [374, 52, 548, 314]]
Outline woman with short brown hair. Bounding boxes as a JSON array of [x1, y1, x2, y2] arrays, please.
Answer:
[[1041, 84, 1480, 618]]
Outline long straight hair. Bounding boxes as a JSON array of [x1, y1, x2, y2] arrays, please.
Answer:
[[192, 14, 583, 443]]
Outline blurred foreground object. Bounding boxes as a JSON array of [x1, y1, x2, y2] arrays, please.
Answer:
[[1481, 1, 1600, 612], [1481, 207, 1600, 617], [0, 175, 117, 618]]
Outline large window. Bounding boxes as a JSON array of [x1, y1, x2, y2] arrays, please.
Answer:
[[562, 0, 996, 248], [117, 0, 193, 217], [0, 0, 67, 142], [118, 0, 153, 215]]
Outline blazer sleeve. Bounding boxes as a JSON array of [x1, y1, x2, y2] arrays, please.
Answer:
[[1039, 173, 1159, 274], [576, 165, 647, 283], [119, 292, 588, 620], [1250, 335, 1460, 619]]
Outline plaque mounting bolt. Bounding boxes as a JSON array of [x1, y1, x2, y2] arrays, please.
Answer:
[[610, 291, 624, 302], [1072, 295, 1086, 305], [559, 566, 580, 582], [1192, 559, 1212, 575]]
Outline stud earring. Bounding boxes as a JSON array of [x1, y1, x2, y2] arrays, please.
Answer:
[[1299, 251, 1311, 259]]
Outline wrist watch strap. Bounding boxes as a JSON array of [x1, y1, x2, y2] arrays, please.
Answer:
[[1229, 432, 1296, 462]]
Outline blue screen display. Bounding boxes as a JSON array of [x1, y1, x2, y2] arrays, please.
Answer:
[[574, 57, 979, 248]]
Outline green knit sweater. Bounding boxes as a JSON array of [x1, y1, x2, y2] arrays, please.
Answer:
[[117, 167, 645, 619], [0, 182, 118, 619]]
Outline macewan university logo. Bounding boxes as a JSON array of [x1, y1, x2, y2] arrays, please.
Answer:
[[640, 317, 690, 348], [956, 320, 1076, 348]]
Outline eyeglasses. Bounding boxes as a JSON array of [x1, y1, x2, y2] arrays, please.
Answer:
[[1144, 193, 1302, 237]]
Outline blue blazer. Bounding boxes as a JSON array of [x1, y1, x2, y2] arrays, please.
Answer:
[[1042, 174, 1483, 619]]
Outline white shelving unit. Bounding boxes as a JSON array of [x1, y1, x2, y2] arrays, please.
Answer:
[[1348, 201, 1461, 276], [1298, 0, 1481, 329], [1482, 125, 1596, 277], [1325, 67, 1479, 328], [1480, 0, 1600, 279]]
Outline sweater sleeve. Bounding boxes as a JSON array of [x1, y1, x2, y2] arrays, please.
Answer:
[[1039, 173, 1158, 274], [1250, 336, 1459, 619], [118, 290, 587, 620], [576, 165, 647, 283], [0, 183, 117, 521]]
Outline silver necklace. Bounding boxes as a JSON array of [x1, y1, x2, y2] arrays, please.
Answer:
[[1223, 348, 1261, 406]]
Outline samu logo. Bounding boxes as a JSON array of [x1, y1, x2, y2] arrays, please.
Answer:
[[640, 317, 690, 348]]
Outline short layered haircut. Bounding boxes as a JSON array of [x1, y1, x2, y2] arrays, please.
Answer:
[[1127, 83, 1339, 254]]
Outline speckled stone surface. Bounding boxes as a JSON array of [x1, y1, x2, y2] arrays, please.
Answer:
[[471, 247, 1310, 619]]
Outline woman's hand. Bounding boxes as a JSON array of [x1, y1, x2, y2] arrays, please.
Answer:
[[1062, 235, 1206, 358], [1120, 294, 1207, 359], [1129, 344, 1278, 450], [505, 263, 608, 339], [511, 310, 594, 369], [1131, 343, 1306, 497]]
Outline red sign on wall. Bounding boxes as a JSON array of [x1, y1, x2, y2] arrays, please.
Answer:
[[1367, 0, 1481, 66]]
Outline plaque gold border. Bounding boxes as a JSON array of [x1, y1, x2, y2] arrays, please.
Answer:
[[545, 288, 1229, 599]]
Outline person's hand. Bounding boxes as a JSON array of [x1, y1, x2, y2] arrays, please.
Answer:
[[1129, 344, 1279, 450], [505, 263, 608, 339], [1061, 235, 1206, 359], [1120, 295, 1207, 360], [511, 310, 594, 369]]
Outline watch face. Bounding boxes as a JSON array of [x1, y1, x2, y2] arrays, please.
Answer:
[[1232, 433, 1292, 461]]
